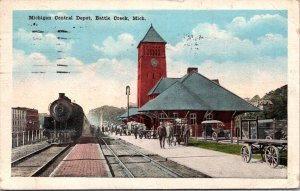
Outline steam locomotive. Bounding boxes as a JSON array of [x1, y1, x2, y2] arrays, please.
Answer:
[[43, 93, 86, 143]]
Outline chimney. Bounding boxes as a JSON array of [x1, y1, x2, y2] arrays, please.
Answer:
[[187, 67, 198, 74], [59, 93, 65, 98], [212, 79, 220, 85]]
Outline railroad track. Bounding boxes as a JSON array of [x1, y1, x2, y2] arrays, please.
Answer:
[[11, 144, 70, 177], [98, 136, 183, 178], [100, 137, 134, 177]]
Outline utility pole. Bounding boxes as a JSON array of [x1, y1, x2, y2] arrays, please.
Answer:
[[126, 85, 130, 122]]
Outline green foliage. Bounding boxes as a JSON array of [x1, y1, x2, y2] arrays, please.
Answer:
[[242, 85, 287, 120], [88, 105, 126, 126], [261, 85, 287, 120], [188, 139, 243, 155], [250, 95, 260, 102]]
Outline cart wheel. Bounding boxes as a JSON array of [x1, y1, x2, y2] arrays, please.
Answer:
[[241, 145, 252, 163], [212, 132, 218, 141], [264, 146, 280, 168]]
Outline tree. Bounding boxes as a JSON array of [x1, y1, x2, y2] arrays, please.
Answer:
[[250, 95, 260, 102], [240, 85, 287, 120], [261, 85, 287, 120]]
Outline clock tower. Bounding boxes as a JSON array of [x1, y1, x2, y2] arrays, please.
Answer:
[[137, 25, 167, 108]]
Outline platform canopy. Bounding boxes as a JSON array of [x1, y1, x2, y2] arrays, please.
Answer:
[[119, 107, 144, 119], [139, 72, 260, 112]]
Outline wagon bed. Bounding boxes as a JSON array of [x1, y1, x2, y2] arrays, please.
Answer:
[[242, 139, 287, 145]]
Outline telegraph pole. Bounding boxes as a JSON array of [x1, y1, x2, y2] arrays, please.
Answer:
[[126, 85, 130, 122]]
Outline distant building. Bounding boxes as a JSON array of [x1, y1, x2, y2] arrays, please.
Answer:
[[258, 99, 273, 110], [12, 107, 39, 132], [248, 99, 273, 110]]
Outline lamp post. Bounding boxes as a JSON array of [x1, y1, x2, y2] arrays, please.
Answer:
[[126, 85, 130, 123]]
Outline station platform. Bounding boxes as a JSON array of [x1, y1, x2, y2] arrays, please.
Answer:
[[51, 143, 111, 177], [112, 134, 287, 178]]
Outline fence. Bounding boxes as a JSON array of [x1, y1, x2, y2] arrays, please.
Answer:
[[12, 130, 47, 148]]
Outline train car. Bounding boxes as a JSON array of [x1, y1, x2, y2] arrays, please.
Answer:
[[43, 93, 86, 143]]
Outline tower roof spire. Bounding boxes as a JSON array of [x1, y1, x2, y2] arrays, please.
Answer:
[[138, 25, 166, 47]]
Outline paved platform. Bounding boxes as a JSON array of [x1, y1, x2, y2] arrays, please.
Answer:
[[112, 134, 287, 178], [51, 143, 111, 177]]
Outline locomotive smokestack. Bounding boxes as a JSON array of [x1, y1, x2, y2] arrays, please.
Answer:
[[59, 93, 65, 98]]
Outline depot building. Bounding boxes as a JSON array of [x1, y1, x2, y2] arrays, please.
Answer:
[[120, 25, 260, 137]]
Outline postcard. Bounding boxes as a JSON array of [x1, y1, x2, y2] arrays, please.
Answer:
[[0, 0, 299, 189]]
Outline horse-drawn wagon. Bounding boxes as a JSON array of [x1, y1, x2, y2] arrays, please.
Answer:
[[172, 118, 191, 145]]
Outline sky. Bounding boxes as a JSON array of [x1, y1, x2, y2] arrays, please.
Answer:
[[13, 10, 287, 113]]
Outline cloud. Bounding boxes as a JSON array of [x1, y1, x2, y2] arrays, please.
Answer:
[[166, 20, 287, 63], [93, 33, 136, 56], [226, 14, 287, 40], [14, 28, 73, 58], [12, 49, 137, 113], [13, 49, 83, 76]]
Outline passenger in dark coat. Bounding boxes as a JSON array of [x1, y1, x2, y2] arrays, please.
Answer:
[[157, 122, 167, 149], [133, 125, 138, 139]]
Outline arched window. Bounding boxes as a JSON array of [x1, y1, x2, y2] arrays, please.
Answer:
[[190, 113, 197, 125]]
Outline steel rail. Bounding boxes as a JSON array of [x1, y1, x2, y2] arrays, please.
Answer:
[[11, 144, 53, 166], [99, 137, 135, 178], [115, 139, 183, 178], [31, 144, 71, 177]]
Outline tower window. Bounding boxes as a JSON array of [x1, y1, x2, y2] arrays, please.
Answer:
[[153, 73, 155, 79]]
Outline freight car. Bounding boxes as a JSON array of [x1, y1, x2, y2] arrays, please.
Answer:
[[43, 93, 86, 143]]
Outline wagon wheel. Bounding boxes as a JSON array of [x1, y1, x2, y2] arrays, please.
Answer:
[[212, 132, 218, 141], [264, 146, 280, 168], [240, 145, 252, 163]]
